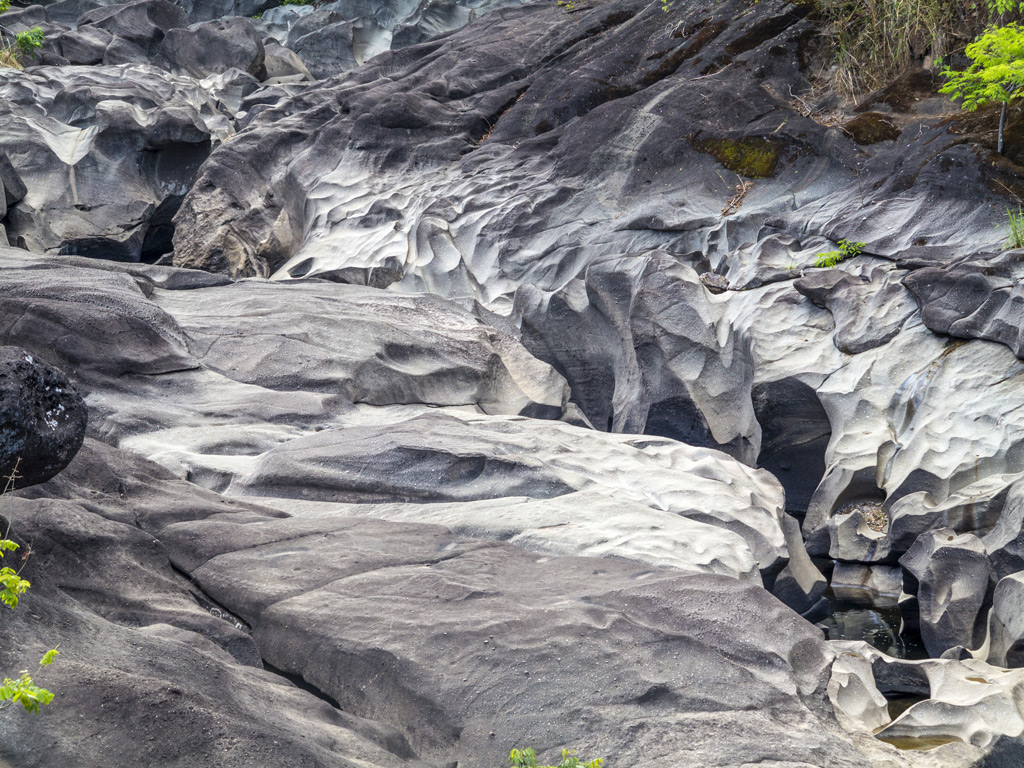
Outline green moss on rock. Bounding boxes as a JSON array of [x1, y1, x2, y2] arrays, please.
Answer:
[[694, 136, 781, 178]]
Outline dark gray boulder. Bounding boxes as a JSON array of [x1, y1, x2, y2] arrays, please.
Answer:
[[0, 150, 26, 220], [76, 0, 188, 57], [263, 40, 313, 81], [986, 572, 1024, 668], [57, 24, 115, 64], [795, 264, 918, 354], [0, 347, 86, 489], [158, 16, 266, 79], [283, 10, 369, 79], [900, 529, 992, 657], [903, 250, 1024, 359]]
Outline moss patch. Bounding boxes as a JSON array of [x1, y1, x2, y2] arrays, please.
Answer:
[[694, 136, 781, 178]]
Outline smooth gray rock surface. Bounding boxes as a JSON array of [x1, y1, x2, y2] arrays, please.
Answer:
[[158, 501, 910, 768], [1, 439, 430, 768], [77, 0, 188, 57], [227, 409, 794, 581], [903, 249, 1024, 359]]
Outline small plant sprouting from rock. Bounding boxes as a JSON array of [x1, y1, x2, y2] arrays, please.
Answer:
[[1004, 205, 1024, 249], [498, 747, 603, 768], [814, 239, 865, 268], [15, 27, 44, 56], [0, 460, 30, 611], [0, 458, 59, 715], [0, 24, 45, 69]]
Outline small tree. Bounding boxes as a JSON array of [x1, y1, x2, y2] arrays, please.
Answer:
[[940, 23, 1024, 155]]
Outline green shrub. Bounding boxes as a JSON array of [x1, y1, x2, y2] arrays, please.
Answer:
[[814, 239, 865, 268], [0, 26, 45, 69], [497, 747, 603, 768], [15, 27, 43, 56], [0, 460, 58, 715], [0, 650, 59, 714]]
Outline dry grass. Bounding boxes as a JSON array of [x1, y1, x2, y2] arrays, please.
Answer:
[[815, 0, 985, 96], [0, 47, 22, 69]]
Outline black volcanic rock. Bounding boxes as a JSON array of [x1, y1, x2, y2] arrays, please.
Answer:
[[158, 17, 266, 79], [0, 347, 86, 488]]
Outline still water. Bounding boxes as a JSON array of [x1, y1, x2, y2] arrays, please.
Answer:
[[818, 590, 928, 660]]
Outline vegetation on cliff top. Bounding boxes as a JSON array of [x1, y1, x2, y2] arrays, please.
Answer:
[[815, 0, 1023, 95]]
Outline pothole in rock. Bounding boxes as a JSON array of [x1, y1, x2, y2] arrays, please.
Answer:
[[816, 561, 927, 659], [819, 592, 926, 658], [884, 692, 928, 721]]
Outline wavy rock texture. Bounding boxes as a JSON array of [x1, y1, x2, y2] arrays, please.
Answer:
[[0, 64, 230, 260], [8, 0, 1024, 763]]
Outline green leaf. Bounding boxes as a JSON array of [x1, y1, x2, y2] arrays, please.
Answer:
[[0, 672, 54, 714], [942, 23, 1024, 112], [39, 649, 59, 666]]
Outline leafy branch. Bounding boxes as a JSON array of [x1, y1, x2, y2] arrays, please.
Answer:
[[0, 649, 59, 714], [497, 747, 603, 768], [0, 458, 58, 714], [814, 239, 865, 268], [940, 22, 1024, 154]]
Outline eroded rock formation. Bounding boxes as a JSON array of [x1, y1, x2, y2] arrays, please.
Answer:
[[5, 0, 1024, 763]]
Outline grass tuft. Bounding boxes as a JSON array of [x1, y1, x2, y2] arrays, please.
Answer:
[[1004, 205, 1024, 249]]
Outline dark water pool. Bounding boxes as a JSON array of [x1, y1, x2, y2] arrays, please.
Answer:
[[818, 591, 928, 659]]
